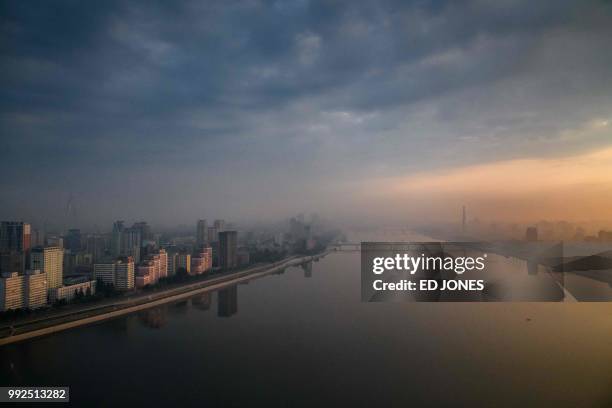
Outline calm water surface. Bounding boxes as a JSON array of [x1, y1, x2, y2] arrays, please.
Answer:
[[2, 242, 612, 407]]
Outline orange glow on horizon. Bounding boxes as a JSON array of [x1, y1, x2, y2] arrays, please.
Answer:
[[367, 146, 612, 222]]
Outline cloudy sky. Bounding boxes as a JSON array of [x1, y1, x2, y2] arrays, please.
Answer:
[[1, 0, 612, 227]]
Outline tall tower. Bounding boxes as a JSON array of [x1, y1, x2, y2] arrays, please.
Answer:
[[65, 193, 78, 233]]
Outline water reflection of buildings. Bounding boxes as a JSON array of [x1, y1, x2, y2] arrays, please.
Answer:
[[138, 306, 167, 329], [302, 261, 312, 278], [106, 316, 130, 333], [192, 292, 212, 311], [217, 285, 238, 317], [173, 300, 189, 309]]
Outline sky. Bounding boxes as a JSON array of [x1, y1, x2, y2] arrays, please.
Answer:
[[1, 0, 612, 228]]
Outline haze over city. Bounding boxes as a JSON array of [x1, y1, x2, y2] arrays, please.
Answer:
[[4, 2, 612, 407], [2, 0, 612, 228]]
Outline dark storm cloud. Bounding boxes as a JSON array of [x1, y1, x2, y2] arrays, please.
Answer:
[[1, 0, 612, 224]]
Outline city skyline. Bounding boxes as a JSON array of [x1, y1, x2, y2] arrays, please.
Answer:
[[4, 3, 612, 406]]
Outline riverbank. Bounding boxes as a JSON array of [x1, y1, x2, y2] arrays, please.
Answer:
[[0, 252, 329, 346]]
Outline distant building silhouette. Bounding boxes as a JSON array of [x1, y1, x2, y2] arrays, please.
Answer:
[[86, 234, 107, 263], [121, 226, 142, 263], [214, 219, 225, 232], [196, 219, 207, 247], [598, 230, 612, 242], [132, 222, 153, 244], [111, 221, 124, 257], [525, 227, 538, 242], [64, 229, 82, 252]]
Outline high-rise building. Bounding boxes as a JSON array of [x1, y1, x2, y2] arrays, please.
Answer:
[[0, 272, 24, 311], [214, 219, 225, 232], [289, 217, 312, 250], [45, 234, 63, 248], [135, 261, 156, 288], [93, 262, 115, 286], [121, 227, 141, 263], [166, 252, 178, 277], [24, 269, 48, 309], [94, 256, 135, 290], [207, 226, 219, 243], [63, 250, 94, 276], [196, 219, 207, 248], [205, 220, 225, 246], [30, 246, 64, 289], [598, 230, 612, 241], [290, 217, 304, 240], [115, 257, 135, 290], [31, 228, 44, 247], [526, 227, 538, 242], [0, 221, 31, 273], [152, 249, 168, 280], [191, 247, 212, 275], [133, 222, 152, 245], [0, 270, 48, 311], [0, 221, 31, 253], [64, 229, 82, 252], [176, 253, 191, 275], [0, 251, 25, 274], [219, 231, 237, 270], [134, 249, 168, 287], [86, 234, 107, 263], [111, 221, 124, 257], [203, 247, 212, 271]]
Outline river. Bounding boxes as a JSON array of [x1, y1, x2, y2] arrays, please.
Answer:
[[2, 231, 612, 407]]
